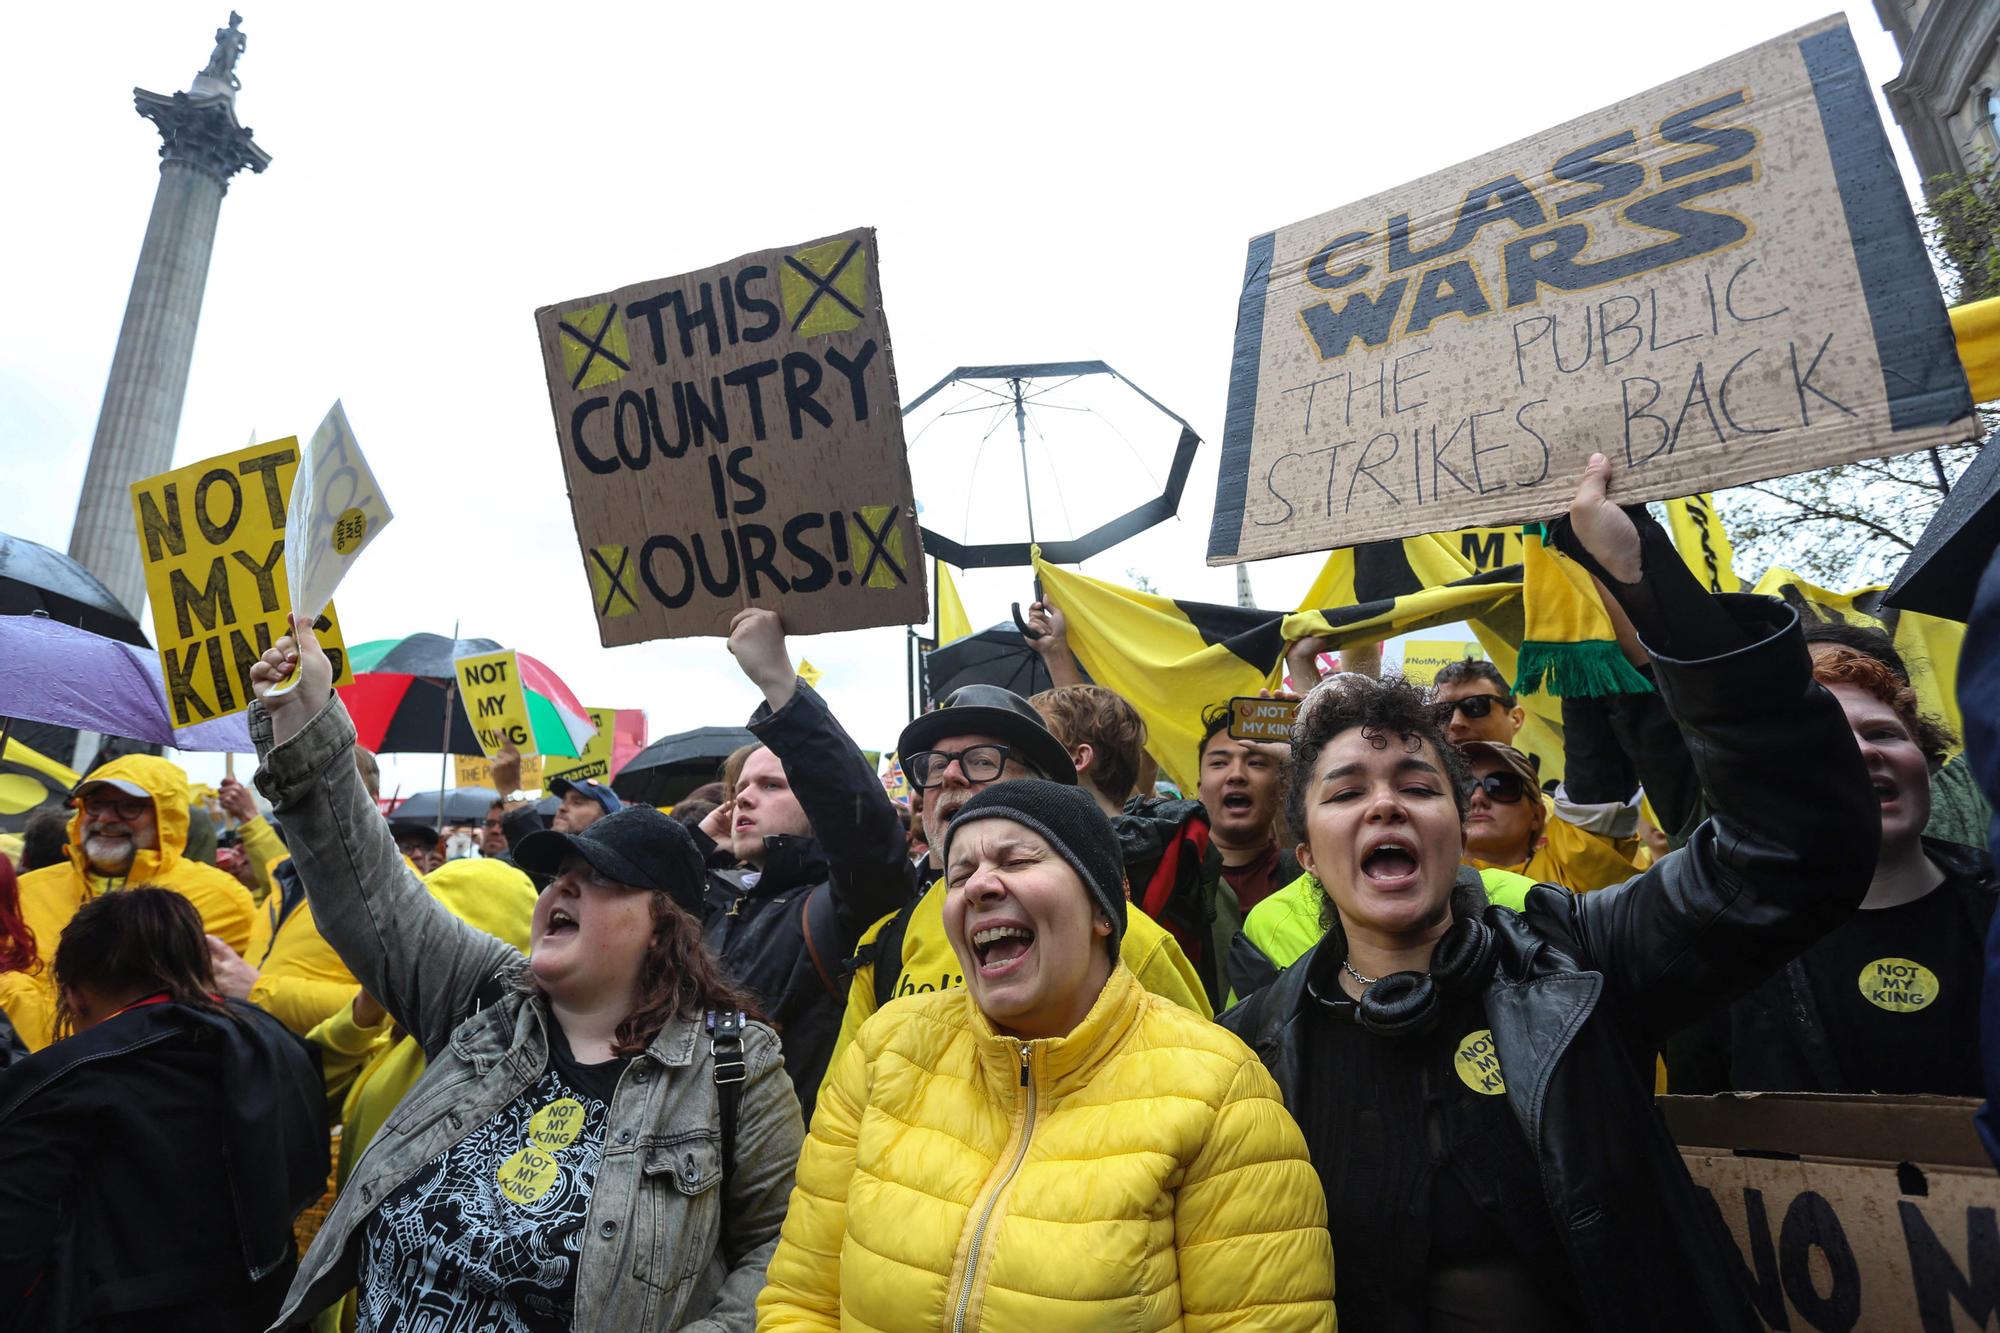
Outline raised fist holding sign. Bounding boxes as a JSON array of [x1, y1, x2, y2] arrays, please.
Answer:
[[251, 616, 336, 746]]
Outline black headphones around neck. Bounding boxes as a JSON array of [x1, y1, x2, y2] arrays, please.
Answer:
[[1350, 915, 1498, 1039]]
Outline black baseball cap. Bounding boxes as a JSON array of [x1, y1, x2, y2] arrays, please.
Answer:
[[513, 805, 706, 915], [898, 685, 1077, 785]]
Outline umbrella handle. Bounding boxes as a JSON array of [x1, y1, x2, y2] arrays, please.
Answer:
[[1011, 603, 1045, 641]]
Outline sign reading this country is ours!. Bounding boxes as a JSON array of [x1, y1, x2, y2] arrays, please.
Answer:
[[1207, 14, 1976, 564], [533, 227, 928, 642]]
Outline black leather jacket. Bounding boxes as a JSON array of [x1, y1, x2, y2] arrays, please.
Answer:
[[1222, 596, 1880, 1331]]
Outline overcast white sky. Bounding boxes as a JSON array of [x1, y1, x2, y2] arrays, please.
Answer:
[[0, 2, 1921, 794]]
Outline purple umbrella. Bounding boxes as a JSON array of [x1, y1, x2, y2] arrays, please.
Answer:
[[0, 615, 251, 751]]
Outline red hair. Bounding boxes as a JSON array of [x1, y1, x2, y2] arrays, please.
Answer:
[[0, 857, 40, 974], [1809, 645, 1947, 764]]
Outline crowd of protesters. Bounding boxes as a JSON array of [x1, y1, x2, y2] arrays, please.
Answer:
[[1, 455, 1996, 1331]]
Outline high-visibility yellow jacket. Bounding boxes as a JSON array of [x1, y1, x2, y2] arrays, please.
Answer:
[[758, 963, 1335, 1332], [15, 755, 256, 1049], [832, 874, 1209, 1069]]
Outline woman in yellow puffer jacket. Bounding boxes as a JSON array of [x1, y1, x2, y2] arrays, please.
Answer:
[[758, 780, 1334, 1332]]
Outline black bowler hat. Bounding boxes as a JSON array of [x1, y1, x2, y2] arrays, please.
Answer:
[[898, 684, 1077, 785], [514, 805, 706, 916]]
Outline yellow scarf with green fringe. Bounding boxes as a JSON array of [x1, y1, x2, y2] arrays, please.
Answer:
[[1513, 523, 1652, 698]]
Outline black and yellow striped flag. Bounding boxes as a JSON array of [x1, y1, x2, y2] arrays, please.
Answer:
[[1034, 536, 1522, 791], [0, 735, 78, 834]]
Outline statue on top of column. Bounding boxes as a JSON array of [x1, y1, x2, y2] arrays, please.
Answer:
[[200, 13, 247, 91]]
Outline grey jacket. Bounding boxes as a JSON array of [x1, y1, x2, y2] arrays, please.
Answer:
[[251, 696, 804, 1330]]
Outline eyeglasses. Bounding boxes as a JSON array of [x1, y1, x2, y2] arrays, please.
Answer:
[[905, 745, 1011, 789], [1467, 772, 1529, 804], [1436, 693, 1514, 722], [78, 795, 150, 821]]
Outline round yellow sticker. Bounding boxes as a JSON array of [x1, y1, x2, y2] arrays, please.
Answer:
[[496, 1145, 559, 1205], [529, 1096, 586, 1151], [332, 507, 368, 555], [1453, 1028, 1507, 1096], [1858, 957, 1940, 1013]]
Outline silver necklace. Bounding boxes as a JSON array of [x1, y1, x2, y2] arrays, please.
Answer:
[[1341, 959, 1379, 987]]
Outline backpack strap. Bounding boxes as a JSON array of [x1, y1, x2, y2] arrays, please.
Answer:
[[706, 1009, 747, 1187], [797, 890, 844, 999], [866, 896, 920, 1011]]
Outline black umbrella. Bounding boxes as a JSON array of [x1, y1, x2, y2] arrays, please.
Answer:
[[1884, 441, 2000, 621], [0, 533, 147, 646], [612, 726, 758, 806], [925, 622, 1092, 703], [389, 787, 500, 824]]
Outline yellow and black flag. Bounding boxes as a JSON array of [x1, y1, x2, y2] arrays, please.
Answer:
[[1034, 537, 1522, 791], [0, 734, 78, 834], [1753, 567, 1966, 743]]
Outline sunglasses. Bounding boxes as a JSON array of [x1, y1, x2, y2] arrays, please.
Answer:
[[1436, 693, 1514, 721], [1468, 772, 1529, 804]]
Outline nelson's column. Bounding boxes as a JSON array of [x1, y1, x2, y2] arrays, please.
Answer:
[[65, 13, 270, 619]]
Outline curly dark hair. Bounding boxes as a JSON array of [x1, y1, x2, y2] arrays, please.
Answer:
[[1288, 675, 1485, 941], [1285, 673, 1473, 845]]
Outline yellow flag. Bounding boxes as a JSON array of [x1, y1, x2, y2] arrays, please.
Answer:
[[936, 559, 974, 646], [0, 735, 79, 832], [1036, 539, 1523, 792], [1664, 494, 1740, 594], [1752, 568, 1964, 744]]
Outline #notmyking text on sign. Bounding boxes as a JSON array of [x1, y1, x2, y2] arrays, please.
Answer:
[[1208, 15, 1976, 564], [534, 227, 928, 642]]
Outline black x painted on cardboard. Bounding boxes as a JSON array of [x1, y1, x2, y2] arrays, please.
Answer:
[[559, 304, 633, 391], [589, 545, 636, 616], [784, 243, 865, 333], [853, 509, 906, 586]]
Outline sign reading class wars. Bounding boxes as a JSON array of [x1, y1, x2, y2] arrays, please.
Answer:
[[130, 438, 354, 727], [535, 227, 928, 641], [1208, 16, 1976, 565]]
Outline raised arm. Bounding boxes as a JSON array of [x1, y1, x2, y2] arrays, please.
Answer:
[[1537, 460, 1878, 1041], [248, 620, 522, 1056], [729, 609, 913, 943]]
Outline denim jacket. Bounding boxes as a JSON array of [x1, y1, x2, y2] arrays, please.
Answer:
[[251, 696, 804, 1330]]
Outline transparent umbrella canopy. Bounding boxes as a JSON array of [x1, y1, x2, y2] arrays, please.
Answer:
[[901, 362, 1202, 570]]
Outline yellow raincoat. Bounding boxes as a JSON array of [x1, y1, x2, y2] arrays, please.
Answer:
[[13, 755, 256, 1049]]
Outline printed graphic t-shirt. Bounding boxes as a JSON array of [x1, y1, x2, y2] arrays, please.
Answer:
[[1799, 881, 1981, 1096], [356, 1031, 629, 1332]]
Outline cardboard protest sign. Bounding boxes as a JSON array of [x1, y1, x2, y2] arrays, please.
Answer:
[[1209, 16, 1976, 564], [130, 439, 354, 727], [542, 707, 619, 789], [453, 650, 533, 756], [1227, 696, 1298, 743], [1666, 1094, 2000, 1332], [455, 753, 543, 791], [535, 227, 927, 641]]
